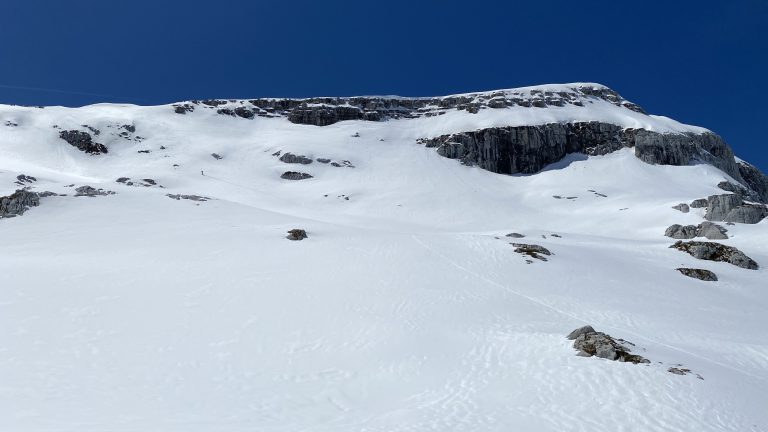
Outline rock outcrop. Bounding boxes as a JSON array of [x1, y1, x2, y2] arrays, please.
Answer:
[[418, 122, 764, 192], [511, 243, 552, 261], [737, 160, 768, 203], [665, 222, 728, 240], [670, 241, 758, 270], [280, 171, 313, 180], [567, 326, 649, 364], [59, 130, 108, 154], [704, 194, 767, 224], [279, 153, 313, 165], [672, 203, 690, 213], [0, 188, 40, 218], [74, 186, 116, 197], [676, 268, 718, 281]]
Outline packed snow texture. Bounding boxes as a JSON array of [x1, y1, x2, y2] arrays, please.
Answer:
[[0, 85, 766, 432]]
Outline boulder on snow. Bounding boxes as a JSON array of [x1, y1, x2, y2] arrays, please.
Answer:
[[74, 185, 116, 197], [59, 130, 108, 154], [0, 188, 40, 218], [672, 203, 690, 213], [279, 153, 313, 165], [569, 326, 649, 364], [286, 229, 307, 241], [510, 243, 552, 261], [697, 221, 728, 240], [280, 171, 313, 180], [664, 224, 698, 239], [505, 232, 525, 238], [664, 222, 728, 240], [676, 268, 718, 281], [670, 241, 758, 270]]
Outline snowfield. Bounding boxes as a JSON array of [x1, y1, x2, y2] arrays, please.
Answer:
[[1, 85, 766, 432]]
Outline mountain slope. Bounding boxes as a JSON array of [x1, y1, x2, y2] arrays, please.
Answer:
[[1, 83, 767, 432]]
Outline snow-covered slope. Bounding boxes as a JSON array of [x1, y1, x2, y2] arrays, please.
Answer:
[[1, 84, 766, 432]]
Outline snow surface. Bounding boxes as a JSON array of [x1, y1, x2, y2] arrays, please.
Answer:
[[0, 90, 766, 432]]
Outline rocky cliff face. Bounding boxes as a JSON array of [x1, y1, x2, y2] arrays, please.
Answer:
[[178, 84, 645, 127], [417, 122, 766, 203]]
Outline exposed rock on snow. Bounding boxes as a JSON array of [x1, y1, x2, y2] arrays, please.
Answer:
[[690, 198, 708, 208], [511, 243, 552, 261], [279, 153, 313, 165], [211, 153, 223, 160], [676, 268, 718, 281], [59, 130, 108, 154], [173, 104, 194, 114], [670, 241, 758, 270], [664, 222, 728, 240], [280, 171, 313, 180], [166, 194, 209, 202], [665, 224, 698, 239], [704, 193, 767, 224], [73, 185, 116, 197], [15, 174, 37, 186], [505, 232, 526, 238], [672, 203, 689, 213], [286, 229, 308, 241], [697, 222, 729, 240], [0, 188, 40, 218], [569, 326, 649, 364], [116, 177, 161, 187], [737, 160, 768, 203], [566, 325, 595, 340]]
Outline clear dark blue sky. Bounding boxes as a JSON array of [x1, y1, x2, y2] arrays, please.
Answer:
[[1, 0, 766, 171]]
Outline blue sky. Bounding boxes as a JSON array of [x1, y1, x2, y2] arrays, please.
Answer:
[[1, 0, 766, 171]]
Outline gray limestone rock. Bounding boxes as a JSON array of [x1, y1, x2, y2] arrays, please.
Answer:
[[511, 243, 552, 261], [690, 198, 708, 208], [74, 185, 116, 197], [566, 325, 595, 340], [724, 204, 768, 224], [670, 241, 758, 270], [59, 130, 108, 154], [664, 224, 699, 239], [505, 232, 526, 238], [570, 327, 649, 364], [704, 193, 767, 224], [279, 153, 313, 165], [672, 203, 690, 213], [633, 131, 741, 182], [286, 229, 308, 241], [0, 188, 40, 218], [705, 194, 743, 221], [738, 160, 768, 203], [280, 171, 313, 180], [166, 194, 209, 202], [676, 268, 718, 281], [697, 222, 728, 240]]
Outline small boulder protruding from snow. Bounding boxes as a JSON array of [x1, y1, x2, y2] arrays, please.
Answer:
[[505, 233, 525, 238], [672, 203, 690, 213], [569, 326, 649, 364], [286, 229, 308, 241], [676, 268, 718, 281], [279, 153, 313, 165], [281, 171, 313, 180]]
